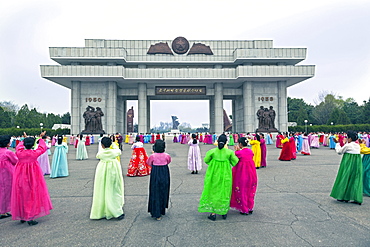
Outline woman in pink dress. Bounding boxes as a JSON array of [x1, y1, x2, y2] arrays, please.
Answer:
[[289, 133, 297, 160], [276, 132, 283, 148], [230, 137, 257, 215], [11, 132, 53, 226], [187, 134, 202, 174], [0, 135, 18, 219], [85, 135, 91, 146], [259, 133, 267, 168]]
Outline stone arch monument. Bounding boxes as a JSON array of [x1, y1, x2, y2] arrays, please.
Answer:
[[41, 37, 315, 134]]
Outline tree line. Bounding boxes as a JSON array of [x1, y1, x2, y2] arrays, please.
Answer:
[[0, 101, 70, 129], [287, 93, 370, 126]]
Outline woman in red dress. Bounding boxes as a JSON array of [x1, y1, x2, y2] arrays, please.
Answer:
[[127, 136, 150, 177], [278, 133, 292, 161]]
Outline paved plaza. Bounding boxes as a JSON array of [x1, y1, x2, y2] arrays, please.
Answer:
[[1, 141, 370, 247]]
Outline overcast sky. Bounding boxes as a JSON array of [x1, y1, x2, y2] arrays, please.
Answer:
[[1, 0, 369, 128]]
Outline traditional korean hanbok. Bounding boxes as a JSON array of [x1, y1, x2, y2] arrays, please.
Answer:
[[69, 135, 75, 145], [278, 137, 292, 161], [290, 136, 297, 160], [128, 135, 135, 145], [250, 140, 261, 168], [11, 137, 16, 148], [90, 147, 124, 220], [260, 138, 267, 167], [310, 134, 320, 148], [110, 141, 121, 162], [127, 141, 150, 177], [85, 136, 91, 146], [76, 138, 88, 160], [173, 134, 178, 143], [50, 142, 69, 178], [329, 135, 336, 149], [198, 147, 238, 215], [297, 134, 303, 151], [330, 142, 363, 204], [91, 135, 95, 144], [301, 136, 311, 155], [230, 147, 257, 214], [360, 143, 370, 196], [150, 134, 155, 144], [187, 139, 202, 172], [228, 134, 235, 146], [276, 134, 283, 148], [62, 136, 68, 144], [199, 134, 203, 143], [147, 152, 171, 219], [11, 139, 53, 221], [0, 146, 18, 215], [265, 133, 273, 145], [37, 141, 51, 175]]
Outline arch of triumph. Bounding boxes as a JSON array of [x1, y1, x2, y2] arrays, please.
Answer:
[[41, 37, 315, 134]]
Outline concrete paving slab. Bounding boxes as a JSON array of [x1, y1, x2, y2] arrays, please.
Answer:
[[1, 141, 369, 246]]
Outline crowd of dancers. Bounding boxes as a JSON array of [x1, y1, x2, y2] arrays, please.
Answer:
[[1, 129, 369, 225]]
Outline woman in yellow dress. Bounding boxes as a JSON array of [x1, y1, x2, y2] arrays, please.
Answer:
[[110, 135, 121, 162], [249, 134, 261, 169]]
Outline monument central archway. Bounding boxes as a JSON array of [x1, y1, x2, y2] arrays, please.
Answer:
[[41, 37, 315, 134]]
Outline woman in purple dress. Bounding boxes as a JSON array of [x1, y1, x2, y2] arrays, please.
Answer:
[[187, 134, 202, 174], [230, 137, 257, 215], [0, 135, 18, 219], [259, 133, 267, 168]]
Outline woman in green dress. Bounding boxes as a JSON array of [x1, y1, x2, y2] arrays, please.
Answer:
[[198, 134, 239, 221], [330, 130, 363, 205], [90, 137, 125, 220]]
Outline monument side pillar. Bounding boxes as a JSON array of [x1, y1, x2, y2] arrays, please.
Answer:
[[209, 97, 215, 133], [243, 81, 254, 132], [106, 81, 117, 134], [138, 83, 147, 133], [71, 80, 81, 134], [278, 80, 288, 132], [214, 82, 223, 134]]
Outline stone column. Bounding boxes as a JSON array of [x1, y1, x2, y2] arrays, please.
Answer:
[[243, 81, 254, 132], [232, 98, 236, 132], [147, 99, 151, 133], [71, 81, 81, 135], [138, 83, 147, 133], [278, 80, 288, 132], [214, 82, 223, 134], [209, 98, 215, 133], [106, 81, 117, 134]]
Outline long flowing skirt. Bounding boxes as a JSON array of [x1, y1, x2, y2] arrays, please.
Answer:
[[0, 161, 15, 214], [187, 146, 202, 171], [11, 162, 53, 221], [50, 148, 69, 178], [279, 143, 292, 161], [148, 165, 170, 218], [230, 160, 257, 213], [127, 148, 151, 177], [363, 154, 370, 196], [37, 151, 51, 175], [90, 160, 124, 219], [330, 153, 363, 203], [198, 161, 232, 215], [76, 143, 88, 160]]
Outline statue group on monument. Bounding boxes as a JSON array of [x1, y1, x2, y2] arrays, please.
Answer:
[[256, 106, 277, 131], [82, 106, 105, 133]]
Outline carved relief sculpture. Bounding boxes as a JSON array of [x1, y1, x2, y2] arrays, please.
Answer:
[[256, 106, 278, 132], [82, 105, 105, 134]]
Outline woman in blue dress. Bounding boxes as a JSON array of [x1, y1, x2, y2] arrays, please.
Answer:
[[50, 135, 69, 178], [329, 133, 336, 149]]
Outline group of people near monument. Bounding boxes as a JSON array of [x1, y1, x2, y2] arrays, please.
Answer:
[[1, 128, 370, 225]]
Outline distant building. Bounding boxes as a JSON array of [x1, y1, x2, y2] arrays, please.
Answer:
[[52, 124, 71, 130]]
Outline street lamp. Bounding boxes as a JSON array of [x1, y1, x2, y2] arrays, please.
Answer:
[[304, 120, 308, 133], [331, 122, 333, 125], [40, 123, 43, 132]]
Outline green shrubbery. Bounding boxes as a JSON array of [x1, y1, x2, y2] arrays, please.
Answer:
[[289, 124, 370, 133], [0, 128, 70, 136]]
